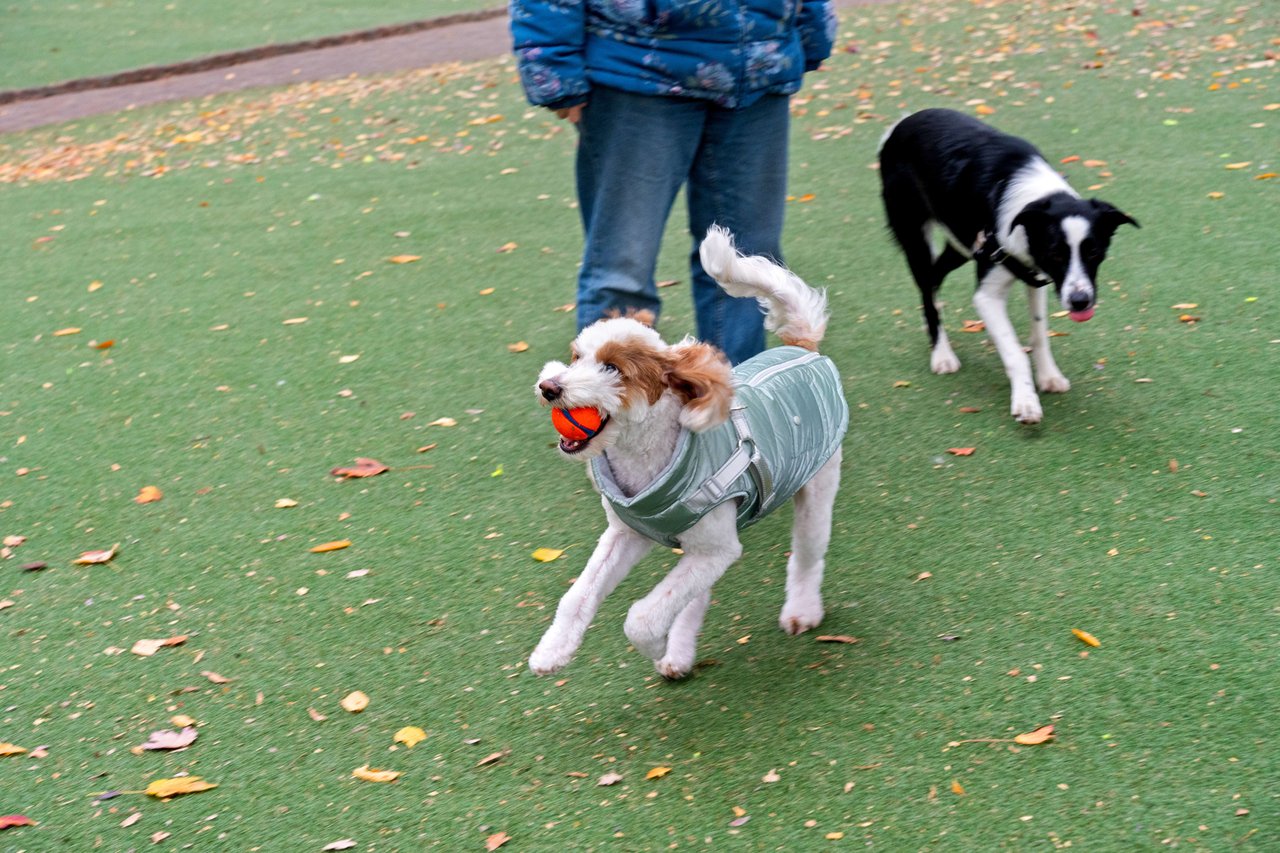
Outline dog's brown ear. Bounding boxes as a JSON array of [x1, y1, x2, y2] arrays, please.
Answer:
[[602, 307, 657, 327], [664, 342, 733, 432]]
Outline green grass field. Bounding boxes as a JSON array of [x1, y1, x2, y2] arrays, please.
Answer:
[[1, 0, 1276, 849], [1, 0, 501, 91]]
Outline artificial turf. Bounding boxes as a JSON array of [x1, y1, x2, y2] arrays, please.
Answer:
[[1, 0, 1276, 849]]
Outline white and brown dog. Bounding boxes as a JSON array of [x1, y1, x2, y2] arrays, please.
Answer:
[[529, 227, 848, 679]]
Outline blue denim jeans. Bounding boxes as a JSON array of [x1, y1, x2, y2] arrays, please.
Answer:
[[574, 86, 790, 365]]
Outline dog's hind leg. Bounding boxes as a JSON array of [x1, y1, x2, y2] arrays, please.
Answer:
[[1026, 285, 1070, 393], [655, 590, 711, 680], [780, 447, 842, 636], [888, 208, 965, 374], [529, 517, 654, 675]]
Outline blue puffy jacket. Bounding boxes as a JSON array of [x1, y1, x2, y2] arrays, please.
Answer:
[[510, 0, 836, 110]]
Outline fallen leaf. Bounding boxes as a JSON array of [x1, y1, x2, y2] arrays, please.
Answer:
[[170, 714, 196, 728], [352, 765, 401, 783], [121, 813, 142, 827], [1179, 314, 1201, 323], [53, 327, 82, 336], [892, 380, 912, 388], [960, 319, 986, 332], [656, 279, 680, 288], [1071, 628, 1101, 648], [729, 815, 751, 827], [340, 691, 369, 713], [322, 841, 358, 852], [0, 815, 36, 830], [598, 771, 624, 786], [761, 768, 780, 783], [337, 354, 360, 364], [815, 635, 859, 644], [2, 535, 24, 547], [947, 447, 976, 456], [496, 242, 518, 253], [951, 779, 966, 795], [507, 341, 530, 353], [958, 406, 982, 413], [151, 832, 171, 845], [1083, 159, 1107, 168], [74, 544, 119, 564], [531, 547, 564, 562], [485, 831, 512, 851], [0, 743, 28, 756], [330, 458, 389, 478], [145, 776, 218, 798], [394, 726, 428, 748], [134, 486, 163, 504], [975, 104, 996, 115], [201, 670, 231, 684], [428, 417, 457, 427], [92, 339, 115, 350], [387, 254, 421, 264], [1224, 161, 1251, 170], [140, 727, 198, 751], [476, 750, 507, 767], [275, 498, 298, 508], [282, 317, 308, 325], [131, 635, 188, 656], [1059, 155, 1081, 164], [478, 288, 495, 295], [1171, 303, 1198, 310], [647, 766, 672, 780], [308, 708, 328, 722], [311, 540, 352, 553], [1014, 724, 1056, 745]]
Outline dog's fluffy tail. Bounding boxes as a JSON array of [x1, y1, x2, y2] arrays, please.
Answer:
[[699, 225, 828, 351]]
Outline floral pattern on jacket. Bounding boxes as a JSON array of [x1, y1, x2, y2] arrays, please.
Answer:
[[510, 0, 836, 109]]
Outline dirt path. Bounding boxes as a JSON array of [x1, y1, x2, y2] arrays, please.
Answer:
[[0, 0, 889, 135]]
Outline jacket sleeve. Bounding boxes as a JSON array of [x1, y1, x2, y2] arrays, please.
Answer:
[[797, 0, 836, 72], [509, 0, 591, 108]]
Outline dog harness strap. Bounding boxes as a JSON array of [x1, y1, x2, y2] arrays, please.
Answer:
[[731, 406, 775, 508]]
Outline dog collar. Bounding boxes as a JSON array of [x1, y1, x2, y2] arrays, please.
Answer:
[[974, 232, 1054, 289]]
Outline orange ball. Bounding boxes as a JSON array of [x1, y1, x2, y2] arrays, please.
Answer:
[[551, 407, 604, 440]]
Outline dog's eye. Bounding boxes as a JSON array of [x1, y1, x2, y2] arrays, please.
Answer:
[[602, 362, 620, 374]]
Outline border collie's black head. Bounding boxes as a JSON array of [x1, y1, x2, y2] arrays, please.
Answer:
[[1012, 195, 1139, 321]]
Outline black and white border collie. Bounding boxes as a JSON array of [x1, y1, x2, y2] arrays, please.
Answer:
[[878, 108, 1139, 424]]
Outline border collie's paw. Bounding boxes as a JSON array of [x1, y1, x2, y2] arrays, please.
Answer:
[[1038, 373, 1071, 393], [1011, 392, 1043, 424], [930, 347, 961, 375]]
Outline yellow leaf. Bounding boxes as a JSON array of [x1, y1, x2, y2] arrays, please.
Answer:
[[478, 288, 495, 295], [496, 242, 518, 253], [171, 715, 197, 728], [310, 540, 352, 553], [394, 726, 428, 748], [387, 254, 422, 264], [892, 380, 912, 388], [974, 104, 996, 115], [1224, 161, 1251, 170], [340, 691, 369, 713], [0, 742, 28, 756], [825, 832, 845, 840], [428, 417, 458, 427], [1014, 724, 1056, 745], [352, 765, 401, 783], [507, 341, 530, 353], [134, 485, 163, 504], [1071, 628, 1101, 648], [951, 779, 966, 795], [646, 766, 672, 780], [531, 548, 564, 562], [145, 776, 218, 798], [796, 193, 816, 203]]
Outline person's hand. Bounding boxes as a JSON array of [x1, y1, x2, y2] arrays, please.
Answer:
[[555, 103, 585, 124]]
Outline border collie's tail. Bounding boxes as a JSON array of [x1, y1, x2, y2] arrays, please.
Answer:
[[698, 225, 828, 351]]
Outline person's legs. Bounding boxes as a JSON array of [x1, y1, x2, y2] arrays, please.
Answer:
[[575, 88, 707, 331], [686, 94, 791, 364]]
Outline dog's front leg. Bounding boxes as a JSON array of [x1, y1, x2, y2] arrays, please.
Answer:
[[624, 504, 741, 664], [974, 270, 1042, 424], [1026, 285, 1070, 393], [529, 512, 653, 676]]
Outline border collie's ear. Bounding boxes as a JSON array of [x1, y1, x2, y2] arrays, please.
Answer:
[[1091, 199, 1140, 232], [664, 341, 733, 432], [1010, 199, 1052, 235]]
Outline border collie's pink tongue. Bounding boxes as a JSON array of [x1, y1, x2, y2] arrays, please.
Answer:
[[1069, 307, 1095, 322]]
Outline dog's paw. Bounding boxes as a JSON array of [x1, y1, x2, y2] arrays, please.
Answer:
[[1038, 373, 1071, 394], [527, 643, 573, 676], [930, 347, 961, 375], [1010, 392, 1043, 424], [655, 655, 694, 681], [779, 598, 824, 636], [623, 608, 669, 662]]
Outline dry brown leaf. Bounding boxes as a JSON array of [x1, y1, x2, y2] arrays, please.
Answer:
[[352, 765, 401, 783], [145, 776, 218, 798], [140, 727, 197, 751], [0, 743, 28, 756], [476, 750, 507, 767], [201, 670, 231, 684], [0, 815, 36, 829], [815, 635, 859, 644], [170, 715, 196, 728], [1071, 628, 1101, 648], [340, 691, 369, 713], [131, 635, 188, 657], [597, 771, 624, 786], [1014, 724, 1056, 745], [308, 707, 328, 722], [496, 242, 518, 253], [507, 341, 530, 353], [330, 458, 389, 478], [958, 406, 982, 413], [74, 544, 118, 564], [947, 447, 976, 456], [485, 831, 512, 851], [761, 768, 780, 783], [134, 486, 163, 504], [428, 417, 458, 427]]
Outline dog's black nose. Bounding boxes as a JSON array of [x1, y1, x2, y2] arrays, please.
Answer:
[[539, 379, 563, 402], [1068, 293, 1093, 312]]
